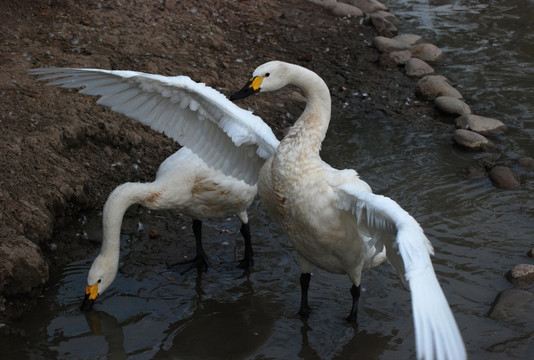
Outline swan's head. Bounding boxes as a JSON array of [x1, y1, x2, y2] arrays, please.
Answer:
[[230, 61, 291, 100], [81, 254, 118, 311]]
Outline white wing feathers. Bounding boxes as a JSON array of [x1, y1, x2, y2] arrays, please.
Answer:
[[29, 68, 280, 185], [336, 184, 466, 360]]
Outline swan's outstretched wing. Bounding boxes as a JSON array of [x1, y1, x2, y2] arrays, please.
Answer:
[[336, 184, 466, 360], [28, 67, 279, 185]]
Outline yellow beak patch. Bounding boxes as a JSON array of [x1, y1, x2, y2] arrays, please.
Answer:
[[249, 76, 264, 91], [85, 283, 99, 301]]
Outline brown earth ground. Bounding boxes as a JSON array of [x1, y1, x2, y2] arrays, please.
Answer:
[[0, 0, 437, 323]]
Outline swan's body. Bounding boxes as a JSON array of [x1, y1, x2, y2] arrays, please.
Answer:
[[232, 62, 466, 360], [82, 147, 256, 309], [29, 68, 279, 310], [29, 62, 465, 359]]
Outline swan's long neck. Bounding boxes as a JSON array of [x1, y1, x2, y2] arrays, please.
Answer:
[[100, 182, 147, 259], [282, 65, 331, 156]]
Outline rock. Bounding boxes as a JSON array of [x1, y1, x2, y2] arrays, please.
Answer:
[[307, 0, 337, 7], [455, 114, 506, 136], [388, 49, 412, 64], [370, 11, 398, 37], [289, 91, 307, 103], [488, 289, 534, 327], [0, 233, 49, 297], [393, 33, 421, 45], [528, 248, 534, 258], [489, 166, 520, 188], [435, 96, 471, 116], [373, 36, 410, 53], [374, 10, 401, 24], [410, 43, 443, 63], [452, 129, 489, 150], [405, 57, 434, 77], [518, 157, 534, 169], [330, 2, 364, 17], [415, 75, 463, 100], [345, 0, 387, 14], [507, 264, 534, 286]]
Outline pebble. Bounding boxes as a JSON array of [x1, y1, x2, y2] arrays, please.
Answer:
[[330, 2, 363, 17], [373, 36, 410, 53], [489, 165, 520, 188], [488, 289, 534, 327], [452, 129, 489, 150], [289, 91, 307, 103], [410, 43, 443, 63], [455, 114, 506, 136], [307, 0, 337, 7], [345, 0, 387, 14], [528, 248, 534, 258], [506, 264, 534, 286], [388, 49, 412, 64], [434, 96, 471, 116], [518, 157, 534, 169], [370, 11, 398, 37], [415, 75, 463, 100], [405, 57, 434, 77], [393, 33, 421, 45]]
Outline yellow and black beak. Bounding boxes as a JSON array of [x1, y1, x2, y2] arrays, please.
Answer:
[[230, 76, 264, 101], [81, 283, 99, 311]]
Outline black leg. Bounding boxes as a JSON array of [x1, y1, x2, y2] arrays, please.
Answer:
[[237, 222, 254, 270], [299, 273, 312, 318], [169, 219, 209, 273], [190, 219, 209, 271], [347, 284, 361, 322]]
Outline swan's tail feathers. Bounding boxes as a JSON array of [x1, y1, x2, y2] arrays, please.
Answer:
[[335, 184, 466, 360], [410, 268, 466, 360]]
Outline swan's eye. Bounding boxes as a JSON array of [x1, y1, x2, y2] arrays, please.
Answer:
[[98, 279, 102, 283], [265, 73, 270, 77]]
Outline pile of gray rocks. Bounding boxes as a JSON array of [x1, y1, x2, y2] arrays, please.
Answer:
[[308, 0, 534, 190]]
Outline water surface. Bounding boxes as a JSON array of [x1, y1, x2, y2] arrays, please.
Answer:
[[2, 1, 534, 359]]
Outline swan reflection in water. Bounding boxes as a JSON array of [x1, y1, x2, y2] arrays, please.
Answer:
[[83, 272, 391, 359]]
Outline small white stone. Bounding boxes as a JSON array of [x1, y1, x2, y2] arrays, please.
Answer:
[[410, 43, 443, 63], [307, 0, 337, 7], [393, 33, 421, 45], [370, 11, 398, 37], [330, 3, 364, 17], [415, 75, 463, 100], [506, 264, 534, 285], [455, 114, 506, 136], [345, 0, 387, 13], [373, 36, 410, 53], [452, 129, 489, 150], [405, 58, 434, 77], [388, 50, 412, 64], [435, 96, 471, 116]]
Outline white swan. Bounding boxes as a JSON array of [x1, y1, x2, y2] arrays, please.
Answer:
[[29, 62, 466, 359], [29, 68, 279, 310], [230, 61, 466, 360]]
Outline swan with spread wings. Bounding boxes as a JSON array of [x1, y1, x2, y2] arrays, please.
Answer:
[[30, 67, 279, 310]]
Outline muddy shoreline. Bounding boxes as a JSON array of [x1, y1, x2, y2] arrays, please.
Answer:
[[0, 0, 433, 323]]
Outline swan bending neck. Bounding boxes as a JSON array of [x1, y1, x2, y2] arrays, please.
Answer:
[[101, 183, 144, 257]]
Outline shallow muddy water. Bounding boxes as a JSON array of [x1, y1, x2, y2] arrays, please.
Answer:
[[2, 1, 534, 359]]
